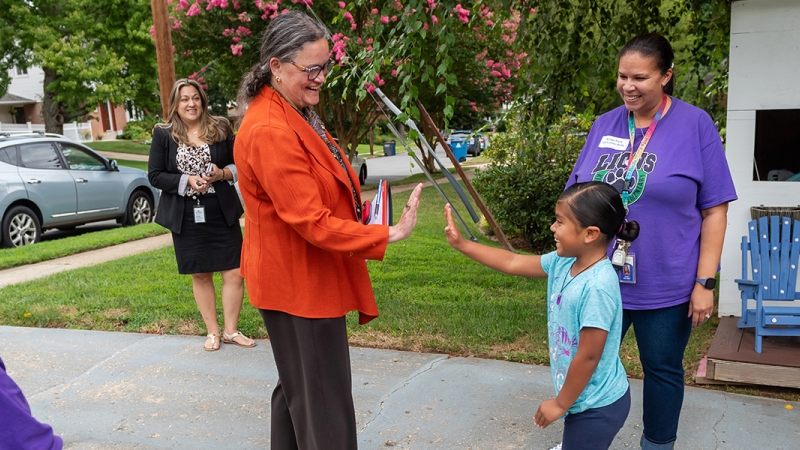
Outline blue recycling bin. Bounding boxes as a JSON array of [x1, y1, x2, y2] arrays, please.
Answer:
[[451, 140, 468, 162], [383, 141, 396, 156]]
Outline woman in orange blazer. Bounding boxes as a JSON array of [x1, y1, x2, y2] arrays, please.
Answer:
[[234, 12, 422, 450]]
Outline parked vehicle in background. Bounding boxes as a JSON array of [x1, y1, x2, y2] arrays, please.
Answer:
[[446, 130, 483, 157], [0, 132, 160, 247], [332, 138, 368, 185], [352, 153, 368, 185]]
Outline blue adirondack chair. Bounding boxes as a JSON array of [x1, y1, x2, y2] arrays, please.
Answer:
[[737, 216, 800, 353]]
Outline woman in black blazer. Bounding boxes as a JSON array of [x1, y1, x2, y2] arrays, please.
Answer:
[[148, 78, 254, 351]]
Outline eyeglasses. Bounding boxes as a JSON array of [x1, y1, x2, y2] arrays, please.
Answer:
[[290, 59, 334, 80]]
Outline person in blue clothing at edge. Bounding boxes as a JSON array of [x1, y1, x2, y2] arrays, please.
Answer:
[[1, 357, 63, 449], [566, 33, 737, 449], [444, 181, 640, 450]]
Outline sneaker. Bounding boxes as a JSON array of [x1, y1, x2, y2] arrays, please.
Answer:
[[549, 443, 562, 450]]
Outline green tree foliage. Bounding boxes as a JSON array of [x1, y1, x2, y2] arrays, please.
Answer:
[[470, 1, 730, 246], [167, 1, 519, 168], [0, 0, 158, 133], [510, 0, 731, 133]]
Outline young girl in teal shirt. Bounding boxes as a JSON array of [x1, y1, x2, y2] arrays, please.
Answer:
[[444, 181, 640, 450]]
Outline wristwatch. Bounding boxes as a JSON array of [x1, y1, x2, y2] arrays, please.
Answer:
[[696, 277, 716, 290]]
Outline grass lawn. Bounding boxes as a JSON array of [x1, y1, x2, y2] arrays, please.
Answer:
[[87, 140, 150, 155], [0, 223, 168, 270], [116, 159, 149, 171], [0, 182, 796, 401]]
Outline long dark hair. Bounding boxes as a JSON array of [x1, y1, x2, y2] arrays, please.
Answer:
[[237, 11, 329, 110], [558, 182, 640, 243], [618, 32, 675, 96]]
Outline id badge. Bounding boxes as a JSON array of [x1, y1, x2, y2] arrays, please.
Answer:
[[193, 205, 206, 223], [619, 253, 636, 284]]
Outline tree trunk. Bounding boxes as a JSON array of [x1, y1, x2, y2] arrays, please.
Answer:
[[42, 67, 64, 135]]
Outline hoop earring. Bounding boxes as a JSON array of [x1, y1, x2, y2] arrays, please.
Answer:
[[275, 76, 281, 83]]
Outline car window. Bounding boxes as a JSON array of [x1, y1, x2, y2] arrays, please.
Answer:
[[59, 143, 107, 171], [0, 146, 16, 165], [19, 142, 63, 169]]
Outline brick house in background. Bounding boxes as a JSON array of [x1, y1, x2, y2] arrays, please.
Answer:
[[0, 65, 130, 141]]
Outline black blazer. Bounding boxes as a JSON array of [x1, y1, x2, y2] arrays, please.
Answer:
[[148, 126, 244, 234]]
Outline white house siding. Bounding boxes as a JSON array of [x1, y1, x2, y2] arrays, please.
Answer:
[[6, 66, 45, 104], [719, 0, 800, 316]]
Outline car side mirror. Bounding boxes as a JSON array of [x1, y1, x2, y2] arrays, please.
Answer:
[[109, 160, 119, 171]]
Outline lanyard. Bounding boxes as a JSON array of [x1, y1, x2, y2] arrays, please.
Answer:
[[622, 93, 668, 209]]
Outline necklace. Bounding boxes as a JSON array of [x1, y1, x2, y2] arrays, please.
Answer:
[[555, 255, 607, 306]]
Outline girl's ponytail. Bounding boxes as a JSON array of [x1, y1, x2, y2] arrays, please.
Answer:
[[616, 220, 640, 243]]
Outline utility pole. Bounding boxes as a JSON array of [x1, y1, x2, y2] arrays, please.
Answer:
[[151, 0, 176, 119]]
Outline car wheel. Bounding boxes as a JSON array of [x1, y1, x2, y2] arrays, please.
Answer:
[[123, 191, 154, 226], [2, 206, 42, 248], [359, 165, 367, 185]]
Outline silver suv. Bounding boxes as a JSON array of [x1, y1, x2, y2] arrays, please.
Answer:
[[0, 132, 159, 247]]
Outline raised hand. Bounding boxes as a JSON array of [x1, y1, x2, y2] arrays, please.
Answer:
[[388, 183, 423, 243], [443, 203, 465, 250]]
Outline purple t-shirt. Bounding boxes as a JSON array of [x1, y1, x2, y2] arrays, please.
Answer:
[[566, 98, 737, 310], [1, 357, 63, 449]]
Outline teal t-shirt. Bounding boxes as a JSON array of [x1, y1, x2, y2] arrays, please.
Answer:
[[540, 251, 629, 414]]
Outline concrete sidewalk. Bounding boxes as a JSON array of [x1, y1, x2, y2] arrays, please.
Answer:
[[2, 326, 798, 450]]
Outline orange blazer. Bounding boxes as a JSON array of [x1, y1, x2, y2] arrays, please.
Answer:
[[235, 88, 388, 324]]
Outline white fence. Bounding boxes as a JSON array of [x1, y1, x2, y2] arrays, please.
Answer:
[[63, 122, 94, 143], [0, 121, 93, 143]]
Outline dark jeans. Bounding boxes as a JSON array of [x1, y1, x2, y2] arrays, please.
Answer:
[[621, 302, 692, 449], [562, 387, 631, 450], [259, 310, 357, 450]]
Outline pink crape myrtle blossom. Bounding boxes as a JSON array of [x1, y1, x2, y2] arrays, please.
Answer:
[[380, 16, 389, 24], [427, 0, 436, 9], [149, 25, 155, 39], [177, 0, 188, 10], [364, 82, 376, 93], [231, 44, 243, 55], [338, 1, 346, 8], [370, 8, 378, 14], [331, 33, 350, 62], [186, 3, 201, 16], [431, 15, 438, 24], [453, 4, 470, 23], [188, 72, 197, 80], [238, 12, 250, 22]]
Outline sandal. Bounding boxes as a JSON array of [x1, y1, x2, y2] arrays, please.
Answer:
[[222, 331, 257, 348], [204, 333, 221, 352]]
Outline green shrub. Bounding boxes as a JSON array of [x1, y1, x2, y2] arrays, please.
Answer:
[[473, 108, 595, 252], [120, 115, 161, 141]]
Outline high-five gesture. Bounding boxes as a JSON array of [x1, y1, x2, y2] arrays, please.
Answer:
[[388, 183, 423, 243]]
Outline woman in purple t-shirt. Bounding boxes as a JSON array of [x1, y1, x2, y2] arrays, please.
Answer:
[[566, 33, 737, 449]]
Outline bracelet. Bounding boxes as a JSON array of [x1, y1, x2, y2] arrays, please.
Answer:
[[220, 168, 226, 181]]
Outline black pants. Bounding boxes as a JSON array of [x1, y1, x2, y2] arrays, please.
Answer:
[[259, 310, 357, 450]]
